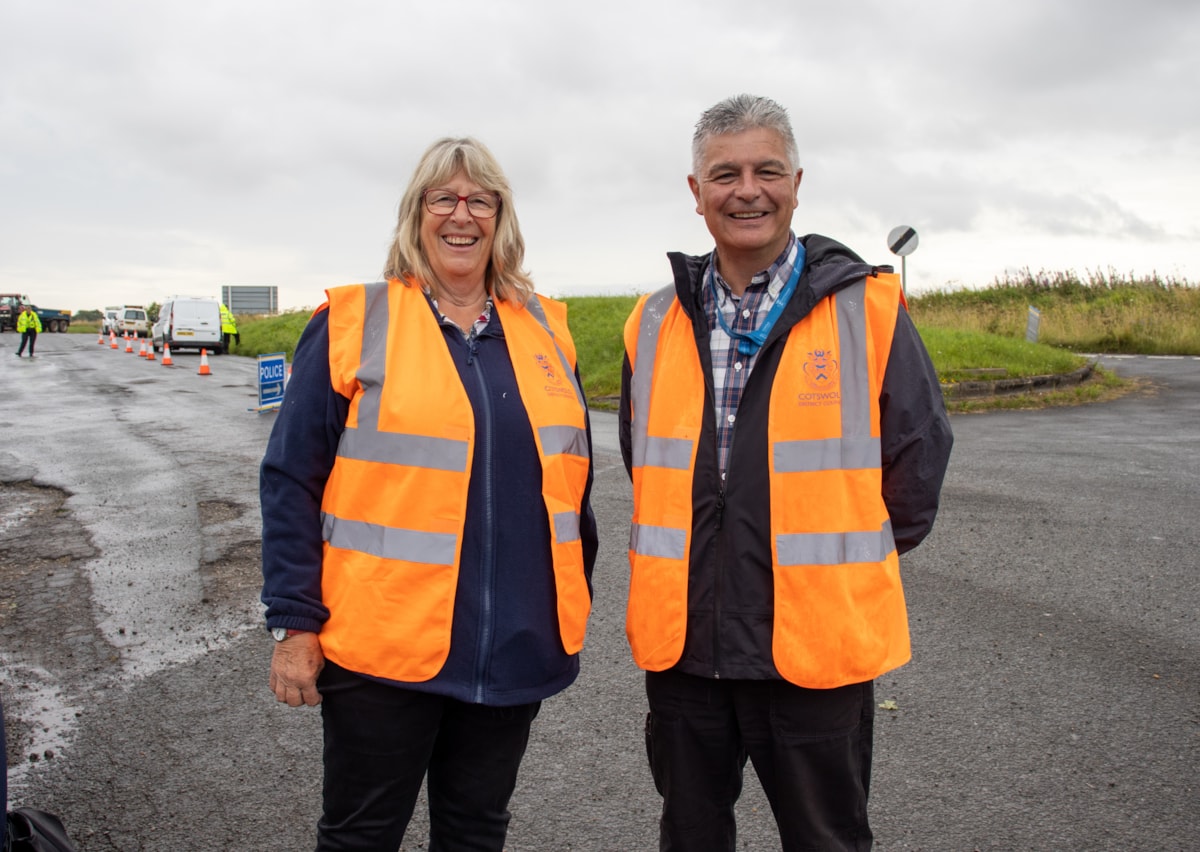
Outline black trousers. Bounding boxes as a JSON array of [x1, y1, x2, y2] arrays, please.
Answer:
[[16, 330, 36, 356], [645, 669, 875, 852], [315, 661, 540, 852]]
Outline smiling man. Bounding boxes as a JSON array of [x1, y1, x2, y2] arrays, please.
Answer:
[[618, 94, 954, 851]]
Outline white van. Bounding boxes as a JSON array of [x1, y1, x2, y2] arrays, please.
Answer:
[[152, 297, 224, 354], [118, 306, 149, 337], [103, 305, 148, 337]]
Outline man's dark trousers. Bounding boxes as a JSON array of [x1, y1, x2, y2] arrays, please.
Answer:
[[645, 668, 875, 851]]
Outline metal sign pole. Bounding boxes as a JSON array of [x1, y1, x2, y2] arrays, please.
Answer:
[[887, 225, 919, 299]]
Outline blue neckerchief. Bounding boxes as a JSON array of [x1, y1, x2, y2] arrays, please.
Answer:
[[708, 242, 806, 356]]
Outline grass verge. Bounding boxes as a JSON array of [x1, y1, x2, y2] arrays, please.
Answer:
[[172, 271, 1200, 412]]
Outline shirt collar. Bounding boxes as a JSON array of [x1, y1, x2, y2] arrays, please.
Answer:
[[710, 232, 799, 302], [423, 288, 494, 334]]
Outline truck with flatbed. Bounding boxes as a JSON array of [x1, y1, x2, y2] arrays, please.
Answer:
[[0, 293, 73, 333]]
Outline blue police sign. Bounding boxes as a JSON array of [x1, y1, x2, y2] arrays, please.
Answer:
[[256, 352, 288, 411]]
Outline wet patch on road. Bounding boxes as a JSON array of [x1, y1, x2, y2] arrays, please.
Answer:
[[199, 539, 262, 610], [0, 480, 108, 788], [197, 500, 241, 526]]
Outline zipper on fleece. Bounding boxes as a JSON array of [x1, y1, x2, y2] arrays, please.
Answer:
[[463, 329, 498, 704]]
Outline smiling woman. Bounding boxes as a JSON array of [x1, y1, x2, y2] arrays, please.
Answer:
[[414, 175, 499, 326], [259, 136, 599, 852]]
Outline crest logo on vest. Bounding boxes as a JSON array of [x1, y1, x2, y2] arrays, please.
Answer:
[[797, 347, 841, 406], [536, 353, 575, 400]]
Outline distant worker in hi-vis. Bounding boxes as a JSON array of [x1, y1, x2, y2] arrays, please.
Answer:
[[15, 305, 41, 358], [219, 303, 240, 351]]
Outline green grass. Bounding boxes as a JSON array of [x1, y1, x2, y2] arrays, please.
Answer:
[[225, 271, 1197, 409], [563, 295, 639, 403], [910, 269, 1200, 355], [233, 310, 312, 357], [916, 326, 1087, 383]]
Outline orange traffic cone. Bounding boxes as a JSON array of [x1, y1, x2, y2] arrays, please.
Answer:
[[146, 340, 156, 362], [198, 348, 212, 376], [110, 331, 118, 349], [138, 339, 148, 358], [161, 343, 173, 366], [125, 334, 134, 353], [97, 330, 105, 345]]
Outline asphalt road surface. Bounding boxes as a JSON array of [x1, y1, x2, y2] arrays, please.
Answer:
[[1, 333, 1196, 851]]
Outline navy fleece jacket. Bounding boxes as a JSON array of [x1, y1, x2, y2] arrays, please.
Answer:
[[261, 294, 598, 706]]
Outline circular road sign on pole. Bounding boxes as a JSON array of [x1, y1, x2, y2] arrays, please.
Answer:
[[887, 225, 919, 297]]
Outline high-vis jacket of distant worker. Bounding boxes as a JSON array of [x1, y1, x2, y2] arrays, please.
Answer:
[[17, 309, 42, 334], [318, 281, 592, 683]]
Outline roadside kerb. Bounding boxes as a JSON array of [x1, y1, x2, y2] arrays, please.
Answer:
[[941, 360, 1097, 400]]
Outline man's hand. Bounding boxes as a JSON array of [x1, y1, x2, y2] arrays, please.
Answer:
[[268, 632, 325, 707]]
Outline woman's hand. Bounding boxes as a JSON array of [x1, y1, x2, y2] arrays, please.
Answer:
[[269, 632, 325, 707]]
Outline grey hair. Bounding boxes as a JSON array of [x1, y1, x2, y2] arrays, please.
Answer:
[[691, 94, 799, 174]]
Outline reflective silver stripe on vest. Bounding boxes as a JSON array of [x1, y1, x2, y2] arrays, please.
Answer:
[[630, 522, 687, 560], [322, 513, 458, 565], [353, 282, 391, 431], [837, 279, 870, 441], [539, 424, 589, 459], [773, 280, 878, 473], [774, 435, 880, 472], [338, 428, 468, 471], [554, 510, 581, 545], [644, 435, 693, 470], [630, 285, 691, 470], [777, 519, 896, 567]]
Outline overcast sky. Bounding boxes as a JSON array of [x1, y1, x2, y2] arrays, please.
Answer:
[[3, 0, 1197, 313]]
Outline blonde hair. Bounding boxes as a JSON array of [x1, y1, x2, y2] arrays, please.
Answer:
[[383, 137, 535, 304]]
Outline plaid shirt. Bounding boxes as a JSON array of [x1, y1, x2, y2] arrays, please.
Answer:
[[702, 234, 801, 479]]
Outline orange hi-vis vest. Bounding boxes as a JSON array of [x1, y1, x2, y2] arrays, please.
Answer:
[[320, 280, 592, 682], [624, 273, 911, 688]]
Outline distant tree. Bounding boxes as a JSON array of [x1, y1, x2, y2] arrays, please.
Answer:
[[74, 309, 102, 321], [147, 302, 160, 323]]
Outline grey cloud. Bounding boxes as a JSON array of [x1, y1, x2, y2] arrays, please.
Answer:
[[2, 0, 1197, 310]]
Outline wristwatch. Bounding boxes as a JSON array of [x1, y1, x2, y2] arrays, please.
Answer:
[[271, 627, 306, 641]]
